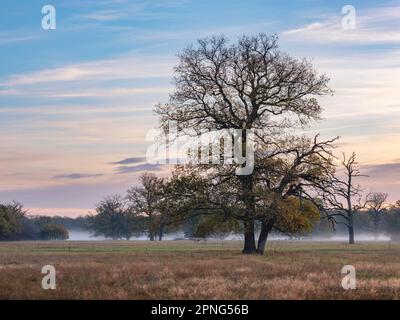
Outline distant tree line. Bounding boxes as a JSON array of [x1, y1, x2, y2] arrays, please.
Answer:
[[0, 202, 70, 241], [1, 192, 400, 243]]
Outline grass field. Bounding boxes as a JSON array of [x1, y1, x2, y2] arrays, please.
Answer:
[[0, 240, 399, 299]]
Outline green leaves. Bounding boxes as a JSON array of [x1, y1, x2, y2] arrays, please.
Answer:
[[0, 202, 25, 240]]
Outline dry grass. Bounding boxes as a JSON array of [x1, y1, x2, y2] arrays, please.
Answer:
[[0, 240, 399, 299]]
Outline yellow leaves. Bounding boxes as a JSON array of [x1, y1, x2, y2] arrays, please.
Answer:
[[275, 197, 320, 234]]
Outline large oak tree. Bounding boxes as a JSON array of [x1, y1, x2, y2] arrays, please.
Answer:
[[156, 34, 333, 253]]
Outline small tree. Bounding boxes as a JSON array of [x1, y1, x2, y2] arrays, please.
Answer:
[[126, 173, 167, 241], [89, 195, 138, 240], [366, 192, 388, 239], [320, 152, 365, 244]]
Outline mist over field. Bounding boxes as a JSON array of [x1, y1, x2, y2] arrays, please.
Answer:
[[67, 229, 392, 242], [67, 230, 185, 241]]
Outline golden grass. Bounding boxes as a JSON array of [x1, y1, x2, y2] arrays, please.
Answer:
[[0, 240, 399, 299]]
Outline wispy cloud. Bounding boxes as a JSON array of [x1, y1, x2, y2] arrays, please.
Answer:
[[108, 155, 166, 174], [78, 9, 128, 21], [114, 163, 164, 174], [363, 162, 400, 178], [307, 49, 400, 122], [0, 55, 174, 100], [1, 55, 175, 87], [111, 157, 146, 165], [356, 161, 400, 200], [0, 31, 39, 45], [282, 5, 400, 44], [53, 173, 103, 179], [64, 0, 185, 24], [0, 86, 172, 98]]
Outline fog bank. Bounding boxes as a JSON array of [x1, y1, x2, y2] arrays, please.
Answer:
[[67, 230, 392, 242]]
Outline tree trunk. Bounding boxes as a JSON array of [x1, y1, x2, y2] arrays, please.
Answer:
[[348, 225, 354, 244], [348, 213, 355, 244], [149, 232, 155, 241], [256, 221, 273, 255], [240, 175, 256, 254], [242, 220, 256, 254], [158, 224, 164, 241]]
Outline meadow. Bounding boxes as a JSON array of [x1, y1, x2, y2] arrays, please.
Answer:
[[0, 240, 399, 299]]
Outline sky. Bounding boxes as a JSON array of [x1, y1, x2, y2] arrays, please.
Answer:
[[0, 0, 400, 216]]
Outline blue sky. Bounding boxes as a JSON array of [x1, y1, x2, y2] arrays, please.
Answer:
[[1, 0, 400, 216]]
